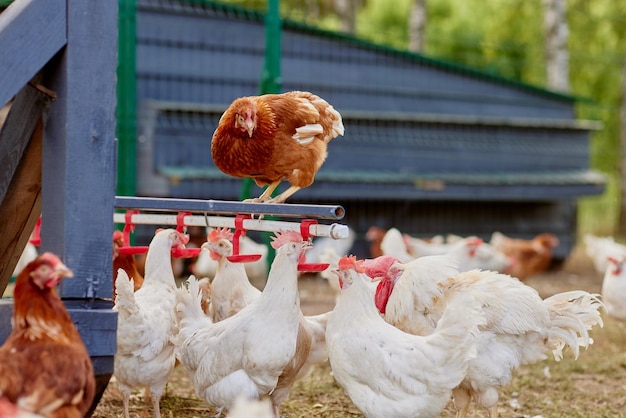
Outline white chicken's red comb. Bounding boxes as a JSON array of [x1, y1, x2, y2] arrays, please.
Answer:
[[270, 230, 303, 249], [337, 255, 365, 273], [208, 227, 234, 243]]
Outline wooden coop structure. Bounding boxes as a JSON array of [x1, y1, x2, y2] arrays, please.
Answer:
[[0, 0, 119, 411], [127, 0, 605, 260]]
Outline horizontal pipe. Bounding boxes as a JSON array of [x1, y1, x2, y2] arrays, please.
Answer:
[[112, 213, 350, 240], [114, 196, 345, 220]]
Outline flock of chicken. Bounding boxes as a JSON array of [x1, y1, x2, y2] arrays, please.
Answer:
[[109, 228, 623, 418], [1, 225, 622, 418]]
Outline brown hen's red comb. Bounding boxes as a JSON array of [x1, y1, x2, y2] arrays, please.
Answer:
[[208, 227, 234, 243], [270, 230, 303, 249], [39, 252, 63, 267], [113, 230, 124, 241], [338, 255, 365, 273]]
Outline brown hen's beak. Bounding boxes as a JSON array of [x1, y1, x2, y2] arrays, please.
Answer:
[[42, 262, 73, 289], [54, 261, 74, 280], [245, 120, 255, 137]]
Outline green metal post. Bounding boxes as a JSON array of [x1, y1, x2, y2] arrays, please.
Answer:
[[239, 0, 282, 201], [260, 0, 282, 96], [116, 0, 137, 197]]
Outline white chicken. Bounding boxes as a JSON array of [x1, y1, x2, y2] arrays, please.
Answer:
[[11, 242, 38, 279], [380, 227, 414, 263], [381, 227, 512, 273], [583, 233, 626, 274], [175, 230, 312, 416], [192, 229, 268, 283], [113, 228, 190, 418], [601, 255, 626, 321], [403, 232, 512, 273], [366, 254, 605, 418], [226, 396, 274, 418], [197, 228, 331, 378], [326, 255, 483, 418], [201, 228, 262, 322]]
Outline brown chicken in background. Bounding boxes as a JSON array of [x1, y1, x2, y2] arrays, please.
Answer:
[[0, 253, 95, 417], [490, 231, 560, 281], [112, 230, 144, 299], [211, 91, 344, 203]]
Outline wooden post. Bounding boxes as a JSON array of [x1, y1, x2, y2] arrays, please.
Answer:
[[40, 0, 119, 410], [0, 82, 50, 292]]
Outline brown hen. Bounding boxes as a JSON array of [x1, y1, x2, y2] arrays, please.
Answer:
[[211, 91, 344, 203], [490, 231, 559, 281], [0, 253, 95, 418], [112, 230, 144, 300]]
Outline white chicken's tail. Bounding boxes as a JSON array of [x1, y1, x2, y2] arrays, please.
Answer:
[[113, 268, 138, 315], [176, 275, 206, 321], [175, 276, 211, 342], [425, 291, 485, 387], [543, 291, 605, 360]]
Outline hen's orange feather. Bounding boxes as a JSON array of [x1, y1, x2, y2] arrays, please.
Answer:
[[0, 254, 95, 417], [211, 91, 344, 203]]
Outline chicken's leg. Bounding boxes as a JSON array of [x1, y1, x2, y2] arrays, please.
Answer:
[[452, 387, 471, 418], [245, 180, 281, 203], [267, 185, 301, 204], [151, 392, 162, 418], [121, 391, 130, 418]]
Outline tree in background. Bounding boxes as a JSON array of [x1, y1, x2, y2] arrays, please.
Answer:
[[543, 0, 569, 92], [408, 0, 427, 53], [619, 31, 626, 235]]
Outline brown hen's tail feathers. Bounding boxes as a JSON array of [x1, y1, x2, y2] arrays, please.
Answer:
[[544, 291, 605, 361], [325, 105, 344, 140]]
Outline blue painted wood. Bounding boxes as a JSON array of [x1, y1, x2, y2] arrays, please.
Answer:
[[42, 0, 118, 302], [37, 0, 118, 384], [0, 0, 66, 107]]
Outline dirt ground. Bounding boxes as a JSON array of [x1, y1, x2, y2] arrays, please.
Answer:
[[90, 245, 626, 418]]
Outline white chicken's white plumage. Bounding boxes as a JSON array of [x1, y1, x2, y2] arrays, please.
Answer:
[[583, 234, 626, 274], [200, 230, 262, 322], [368, 254, 605, 418], [326, 257, 483, 418], [192, 232, 268, 283], [380, 227, 413, 263], [113, 228, 189, 418], [198, 228, 335, 379], [401, 231, 513, 273], [601, 255, 626, 320], [11, 242, 38, 279], [175, 231, 312, 416]]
